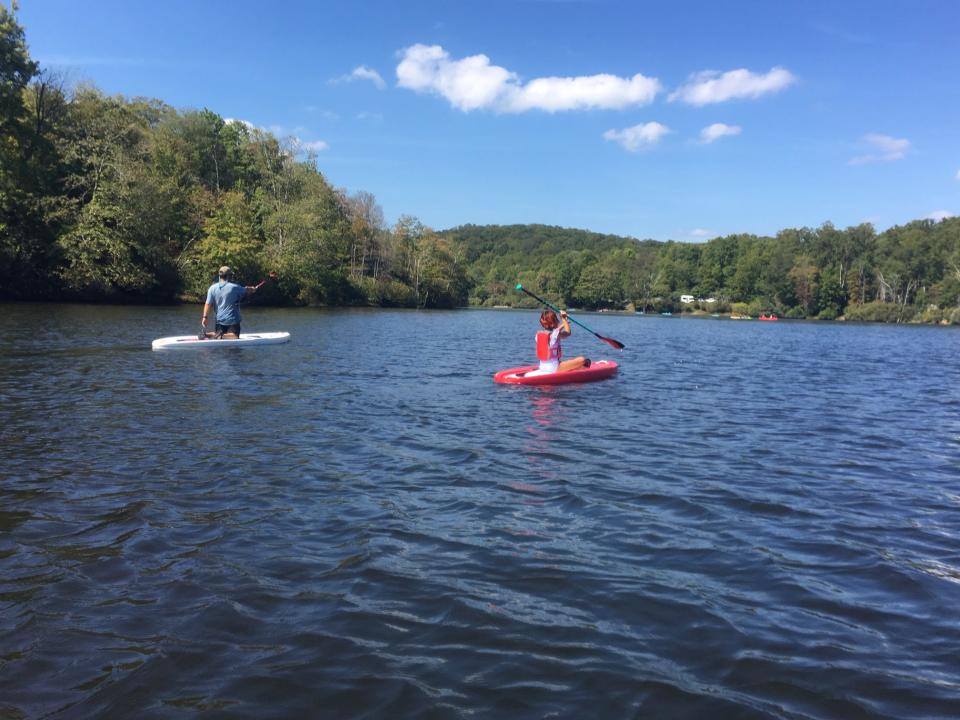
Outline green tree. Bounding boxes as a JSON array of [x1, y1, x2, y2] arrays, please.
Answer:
[[728, 236, 765, 300], [537, 250, 591, 305], [55, 89, 180, 297], [265, 166, 354, 305], [186, 190, 261, 293], [344, 189, 386, 282], [573, 262, 624, 309], [0, 3, 44, 296], [697, 235, 739, 295], [152, 109, 230, 194], [657, 241, 700, 292], [815, 269, 847, 319], [788, 255, 818, 314]]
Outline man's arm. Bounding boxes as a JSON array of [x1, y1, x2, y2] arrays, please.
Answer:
[[202, 286, 215, 327]]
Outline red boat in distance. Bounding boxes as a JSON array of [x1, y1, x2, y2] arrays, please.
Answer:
[[759, 313, 779, 321]]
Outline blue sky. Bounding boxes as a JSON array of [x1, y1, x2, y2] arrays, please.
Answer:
[[17, 0, 960, 241]]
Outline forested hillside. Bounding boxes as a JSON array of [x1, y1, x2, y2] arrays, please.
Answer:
[[443, 219, 960, 322], [2, 6, 958, 323], [0, 7, 468, 309]]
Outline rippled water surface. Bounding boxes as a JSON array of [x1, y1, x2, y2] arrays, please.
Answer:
[[2, 303, 959, 718]]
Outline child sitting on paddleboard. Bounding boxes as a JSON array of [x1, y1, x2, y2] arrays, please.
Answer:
[[535, 309, 589, 374]]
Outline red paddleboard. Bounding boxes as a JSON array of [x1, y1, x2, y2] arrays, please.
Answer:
[[493, 360, 618, 386]]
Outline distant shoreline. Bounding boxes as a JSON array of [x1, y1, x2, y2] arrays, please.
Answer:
[[4, 298, 956, 326]]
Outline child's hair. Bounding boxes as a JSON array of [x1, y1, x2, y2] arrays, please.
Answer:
[[539, 310, 559, 329]]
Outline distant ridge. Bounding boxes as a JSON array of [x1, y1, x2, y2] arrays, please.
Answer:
[[438, 223, 660, 264], [435, 219, 960, 324]]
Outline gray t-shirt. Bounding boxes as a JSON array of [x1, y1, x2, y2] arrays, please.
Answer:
[[205, 281, 247, 324]]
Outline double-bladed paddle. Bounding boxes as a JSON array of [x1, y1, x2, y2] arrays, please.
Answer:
[[516, 283, 625, 350]]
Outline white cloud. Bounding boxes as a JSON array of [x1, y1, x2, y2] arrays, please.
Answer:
[[926, 210, 954, 222], [955, 169, 960, 180], [224, 119, 327, 153], [305, 106, 340, 120], [268, 124, 300, 137], [397, 44, 513, 111], [848, 133, 911, 165], [699, 123, 742, 144], [396, 44, 660, 113], [669, 67, 796, 105], [510, 74, 663, 112], [330, 66, 386, 89], [224, 118, 256, 130], [603, 122, 671, 152], [346, 65, 386, 89], [865, 133, 910, 159], [299, 139, 330, 153], [691, 228, 714, 238]]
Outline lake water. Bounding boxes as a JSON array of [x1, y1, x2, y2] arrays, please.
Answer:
[[2, 303, 959, 718]]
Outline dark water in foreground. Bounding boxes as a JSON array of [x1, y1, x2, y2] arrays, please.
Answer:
[[1, 303, 959, 719]]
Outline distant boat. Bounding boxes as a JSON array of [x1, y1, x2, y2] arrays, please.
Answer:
[[660, 311, 673, 316], [730, 314, 751, 320], [759, 313, 779, 321]]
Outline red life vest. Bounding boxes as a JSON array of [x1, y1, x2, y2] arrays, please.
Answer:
[[536, 331, 561, 362]]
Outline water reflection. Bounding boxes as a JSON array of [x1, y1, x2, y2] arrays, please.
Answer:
[[516, 390, 566, 489], [203, 350, 248, 386], [528, 390, 560, 430]]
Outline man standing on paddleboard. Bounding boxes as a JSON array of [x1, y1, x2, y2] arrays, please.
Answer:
[[201, 266, 259, 339]]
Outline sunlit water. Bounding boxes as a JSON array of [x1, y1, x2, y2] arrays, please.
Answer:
[[1, 303, 959, 718]]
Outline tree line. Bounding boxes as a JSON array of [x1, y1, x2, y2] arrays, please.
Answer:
[[2, 6, 958, 323]]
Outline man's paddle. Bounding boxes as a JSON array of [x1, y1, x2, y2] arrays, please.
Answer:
[[253, 271, 279, 290], [516, 283, 625, 350]]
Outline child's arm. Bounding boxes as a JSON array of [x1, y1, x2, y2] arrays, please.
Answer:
[[559, 310, 572, 337]]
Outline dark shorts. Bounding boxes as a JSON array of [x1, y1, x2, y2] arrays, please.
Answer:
[[215, 323, 241, 338]]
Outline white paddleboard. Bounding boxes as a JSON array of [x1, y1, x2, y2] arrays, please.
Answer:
[[152, 332, 290, 350]]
